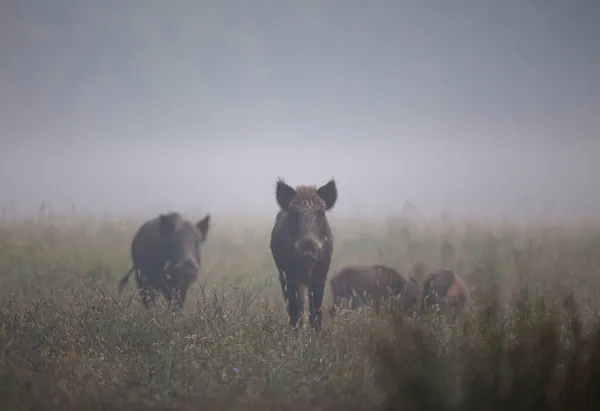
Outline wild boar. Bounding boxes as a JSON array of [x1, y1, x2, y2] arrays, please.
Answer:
[[117, 212, 210, 310], [270, 178, 338, 331], [329, 264, 420, 315], [418, 268, 468, 315]]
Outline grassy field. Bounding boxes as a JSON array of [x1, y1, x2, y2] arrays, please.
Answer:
[[2, 211, 600, 410]]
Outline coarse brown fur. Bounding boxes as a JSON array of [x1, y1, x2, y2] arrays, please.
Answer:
[[270, 178, 338, 331], [118, 212, 211, 310], [418, 268, 468, 315], [329, 265, 420, 315]]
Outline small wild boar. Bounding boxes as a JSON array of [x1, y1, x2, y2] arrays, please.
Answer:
[[329, 265, 420, 314], [418, 268, 468, 315], [270, 178, 338, 331], [118, 212, 211, 310]]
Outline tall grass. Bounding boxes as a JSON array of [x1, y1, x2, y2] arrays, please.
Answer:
[[1, 212, 600, 410]]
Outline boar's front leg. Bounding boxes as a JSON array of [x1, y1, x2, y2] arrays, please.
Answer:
[[286, 278, 304, 329], [136, 269, 157, 309], [308, 276, 326, 332]]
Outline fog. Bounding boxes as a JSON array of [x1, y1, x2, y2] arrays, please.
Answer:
[[1, 1, 599, 220]]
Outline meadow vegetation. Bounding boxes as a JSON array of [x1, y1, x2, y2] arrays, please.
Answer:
[[1, 211, 600, 410]]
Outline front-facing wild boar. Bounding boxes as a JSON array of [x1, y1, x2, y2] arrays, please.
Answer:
[[418, 268, 468, 315], [118, 212, 210, 310], [270, 178, 338, 331], [329, 265, 420, 315]]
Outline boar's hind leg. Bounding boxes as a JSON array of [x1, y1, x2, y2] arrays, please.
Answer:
[[309, 278, 326, 332]]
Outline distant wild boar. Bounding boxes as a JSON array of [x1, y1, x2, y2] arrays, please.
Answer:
[[118, 212, 211, 310], [418, 268, 468, 315], [270, 178, 338, 331], [329, 265, 420, 314]]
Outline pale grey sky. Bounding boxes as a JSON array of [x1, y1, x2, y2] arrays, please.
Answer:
[[0, 1, 599, 219]]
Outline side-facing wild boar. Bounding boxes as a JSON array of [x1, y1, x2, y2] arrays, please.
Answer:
[[270, 178, 338, 331], [418, 268, 468, 315], [118, 212, 210, 310], [329, 265, 420, 315]]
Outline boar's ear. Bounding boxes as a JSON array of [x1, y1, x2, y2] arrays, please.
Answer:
[[159, 213, 179, 238], [196, 214, 211, 242], [317, 179, 337, 211], [275, 178, 296, 210]]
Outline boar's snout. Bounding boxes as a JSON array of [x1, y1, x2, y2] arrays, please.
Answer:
[[168, 259, 199, 278], [176, 259, 199, 271], [294, 235, 322, 265]]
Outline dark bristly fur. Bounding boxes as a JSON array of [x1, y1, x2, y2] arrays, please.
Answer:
[[418, 268, 468, 315], [270, 178, 338, 331], [117, 212, 211, 310], [329, 265, 419, 315]]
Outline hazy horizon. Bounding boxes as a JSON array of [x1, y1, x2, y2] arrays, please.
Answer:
[[1, 1, 599, 220]]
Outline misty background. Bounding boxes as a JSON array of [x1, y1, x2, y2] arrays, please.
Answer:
[[0, 1, 599, 220]]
